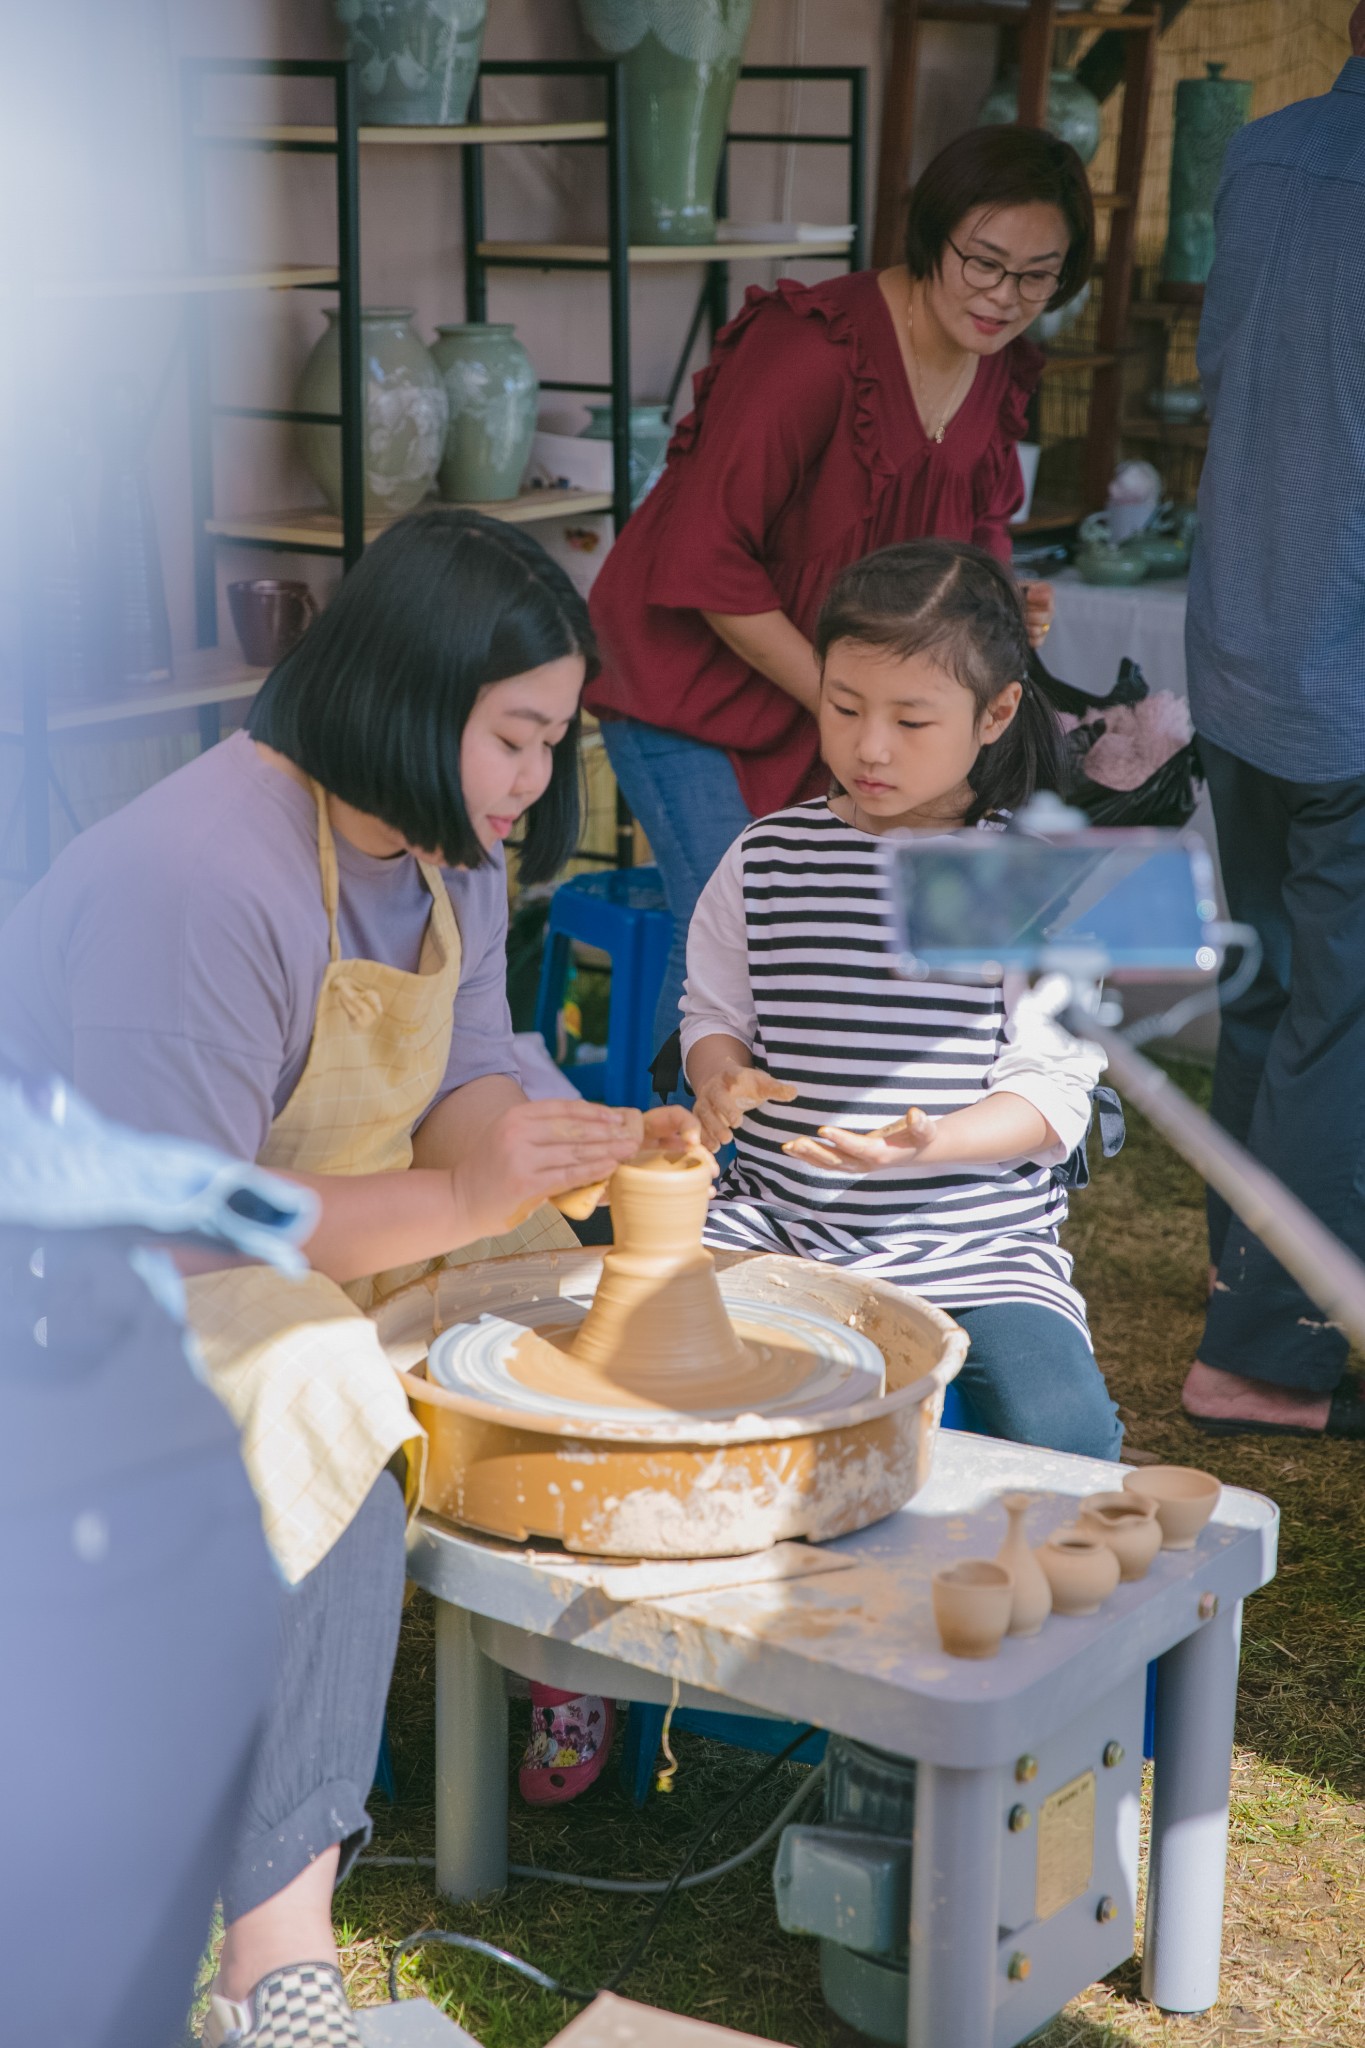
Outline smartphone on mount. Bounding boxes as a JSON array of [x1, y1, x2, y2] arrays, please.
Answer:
[[882, 823, 1221, 984]]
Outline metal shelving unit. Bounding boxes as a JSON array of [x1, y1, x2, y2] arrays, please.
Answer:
[[8, 54, 867, 887]]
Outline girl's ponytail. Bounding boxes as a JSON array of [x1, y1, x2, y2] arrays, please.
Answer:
[[965, 655, 1067, 824]]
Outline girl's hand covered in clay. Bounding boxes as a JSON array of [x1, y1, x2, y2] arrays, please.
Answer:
[[783, 1109, 937, 1173], [695, 1062, 799, 1152]]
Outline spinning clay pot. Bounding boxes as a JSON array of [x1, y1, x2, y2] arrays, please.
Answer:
[[1123, 1465, 1221, 1549], [1076, 1491, 1162, 1582], [995, 1491, 1053, 1636], [932, 1560, 1014, 1660], [1036, 1528, 1120, 1615]]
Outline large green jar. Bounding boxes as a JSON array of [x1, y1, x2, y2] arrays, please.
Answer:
[[579, 403, 671, 509], [1163, 63, 1252, 286], [334, 0, 489, 126], [430, 323, 539, 502], [296, 307, 447, 520], [977, 66, 1102, 166], [577, 0, 755, 244]]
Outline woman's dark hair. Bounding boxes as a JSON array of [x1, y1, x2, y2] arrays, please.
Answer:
[[905, 126, 1094, 311], [247, 507, 593, 883], [815, 539, 1066, 823]]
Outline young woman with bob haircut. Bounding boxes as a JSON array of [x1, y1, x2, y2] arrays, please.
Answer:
[[0, 507, 694, 2044], [587, 123, 1095, 1052]]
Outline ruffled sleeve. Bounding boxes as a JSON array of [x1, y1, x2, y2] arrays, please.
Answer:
[[645, 280, 882, 616], [971, 338, 1045, 561]]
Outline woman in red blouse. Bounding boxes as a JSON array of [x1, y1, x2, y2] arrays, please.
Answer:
[[587, 126, 1094, 1049]]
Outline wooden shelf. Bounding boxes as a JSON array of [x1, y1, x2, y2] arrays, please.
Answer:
[[1012, 505, 1083, 535], [1120, 416, 1209, 447], [1041, 351, 1118, 375], [199, 120, 609, 148], [919, 4, 1156, 23], [35, 265, 338, 302], [0, 647, 265, 738], [206, 487, 614, 553], [478, 236, 854, 267]]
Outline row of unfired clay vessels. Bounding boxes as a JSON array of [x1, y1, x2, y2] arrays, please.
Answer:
[[931, 1465, 1222, 1661]]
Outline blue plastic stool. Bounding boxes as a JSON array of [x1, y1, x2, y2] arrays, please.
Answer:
[[533, 868, 673, 1112], [619, 1702, 827, 1808]]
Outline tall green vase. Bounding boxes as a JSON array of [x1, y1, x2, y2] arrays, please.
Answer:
[[296, 307, 447, 519], [430, 323, 539, 502], [1163, 63, 1252, 286], [579, 402, 672, 508], [577, 0, 755, 244], [334, 0, 489, 126]]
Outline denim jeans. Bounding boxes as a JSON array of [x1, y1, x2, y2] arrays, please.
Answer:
[[600, 718, 755, 1053], [1197, 736, 1365, 1392], [950, 1302, 1124, 1461]]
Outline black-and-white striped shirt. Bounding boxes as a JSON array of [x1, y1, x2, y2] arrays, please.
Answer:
[[681, 800, 1102, 1334]]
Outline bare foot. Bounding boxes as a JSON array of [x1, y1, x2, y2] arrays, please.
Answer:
[[1181, 1358, 1331, 1433]]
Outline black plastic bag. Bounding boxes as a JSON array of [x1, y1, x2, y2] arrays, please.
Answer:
[[1030, 651, 1204, 830]]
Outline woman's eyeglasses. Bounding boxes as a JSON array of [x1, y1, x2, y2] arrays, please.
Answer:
[[946, 236, 1062, 305]]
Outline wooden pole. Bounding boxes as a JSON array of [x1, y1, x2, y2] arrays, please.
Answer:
[[1084, 17, 1158, 507], [872, 0, 922, 268]]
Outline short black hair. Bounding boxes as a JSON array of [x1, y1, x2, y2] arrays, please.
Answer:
[[247, 507, 593, 883], [905, 125, 1094, 312], [815, 539, 1066, 822]]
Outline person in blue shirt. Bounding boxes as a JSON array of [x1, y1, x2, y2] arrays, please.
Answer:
[[1182, 9, 1365, 1438]]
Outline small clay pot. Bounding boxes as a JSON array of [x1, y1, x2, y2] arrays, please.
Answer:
[[1035, 1528, 1120, 1616], [996, 1491, 1053, 1636], [931, 1559, 1014, 1660], [1076, 1491, 1163, 1582], [1123, 1465, 1221, 1550]]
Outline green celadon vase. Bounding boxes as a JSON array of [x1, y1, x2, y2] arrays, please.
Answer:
[[1163, 63, 1252, 286], [430, 322, 540, 502], [334, 0, 489, 126], [577, 0, 756, 244], [296, 306, 447, 519], [978, 66, 1102, 166]]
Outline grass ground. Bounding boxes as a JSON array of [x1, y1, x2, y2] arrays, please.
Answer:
[[333, 1060, 1365, 2047]]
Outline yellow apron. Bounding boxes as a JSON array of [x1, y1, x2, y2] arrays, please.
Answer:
[[184, 781, 575, 1584]]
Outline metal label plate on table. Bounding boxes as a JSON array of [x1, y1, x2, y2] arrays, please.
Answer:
[[1035, 1768, 1096, 1921]]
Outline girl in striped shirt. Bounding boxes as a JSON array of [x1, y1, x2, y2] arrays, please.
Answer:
[[681, 539, 1122, 1459]]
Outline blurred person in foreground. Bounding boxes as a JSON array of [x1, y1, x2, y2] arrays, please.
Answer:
[[1182, 5, 1365, 1438]]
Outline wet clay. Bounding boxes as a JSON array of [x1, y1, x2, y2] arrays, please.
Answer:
[[508, 1148, 872, 1416]]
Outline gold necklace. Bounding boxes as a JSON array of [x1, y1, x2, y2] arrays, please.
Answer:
[[906, 294, 974, 444]]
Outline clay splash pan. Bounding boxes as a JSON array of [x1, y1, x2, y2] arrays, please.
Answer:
[[376, 1250, 968, 1558]]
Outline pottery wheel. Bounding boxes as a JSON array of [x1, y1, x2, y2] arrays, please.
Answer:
[[427, 1289, 886, 1425]]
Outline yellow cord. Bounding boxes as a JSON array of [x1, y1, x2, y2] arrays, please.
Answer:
[[655, 1676, 681, 1794]]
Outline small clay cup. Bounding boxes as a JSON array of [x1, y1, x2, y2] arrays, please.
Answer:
[[1123, 1465, 1221, 1550], [1076, 1491, 1163, 1582], [1035, 1527, 1120, 1616], [931, 1559, 1014, 1660], [227, 578, 317, 668]]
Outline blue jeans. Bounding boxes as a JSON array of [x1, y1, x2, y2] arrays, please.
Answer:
[[950, 1303, 1124, 1461], [600, 719, 755, 1054], [1198, 736, 1365, 1393]]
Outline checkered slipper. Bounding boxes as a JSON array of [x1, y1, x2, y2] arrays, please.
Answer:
[[202, 1963, 361, 2047]]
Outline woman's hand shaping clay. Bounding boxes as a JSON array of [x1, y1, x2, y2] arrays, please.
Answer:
[[551, 1102, 709, 1219], [457, 1099, 645, 1233], [695, 1062, 799, 1152], [783, 1109, 937, 1173]]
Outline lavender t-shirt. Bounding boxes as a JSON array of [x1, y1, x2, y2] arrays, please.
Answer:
[[0, 732, 520, 1160]]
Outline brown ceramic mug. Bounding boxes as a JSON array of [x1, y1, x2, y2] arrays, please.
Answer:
[[227, 579, 318, 668]]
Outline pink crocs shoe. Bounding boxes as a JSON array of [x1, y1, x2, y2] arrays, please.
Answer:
[[519, 1684, 615, 1805]]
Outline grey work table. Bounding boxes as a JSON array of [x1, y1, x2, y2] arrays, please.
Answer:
[[406, 1434, 1278, 2048]]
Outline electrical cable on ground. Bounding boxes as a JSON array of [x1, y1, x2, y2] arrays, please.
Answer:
[[388, 1723, 817, 2004]]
